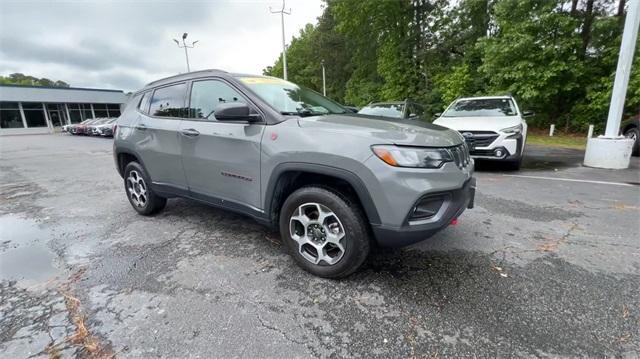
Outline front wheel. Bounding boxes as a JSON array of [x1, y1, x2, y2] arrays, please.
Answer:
[[279, 186, 370, 278], [624, 127, 639, 156], [123, 161, 166, 215], [504, 157, 522, 171]]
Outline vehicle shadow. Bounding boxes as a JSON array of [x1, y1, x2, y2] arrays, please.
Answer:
[[474, 145, 584, 172]]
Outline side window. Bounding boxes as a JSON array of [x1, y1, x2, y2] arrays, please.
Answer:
[[138, 92, 151, 113], [149, 83, 187, 118], [189, 80, 247, 120]]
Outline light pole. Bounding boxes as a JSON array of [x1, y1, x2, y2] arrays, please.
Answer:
[[321, 60, 326, 96], [270, 0, 291, 80], [583, 0, 639, 169], [173, 33, 198, 73]]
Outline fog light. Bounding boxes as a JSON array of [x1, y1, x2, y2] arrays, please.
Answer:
[[410, 196, 445, 220], [494, 149, 504, 157]]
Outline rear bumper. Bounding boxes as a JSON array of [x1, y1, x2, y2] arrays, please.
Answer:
[[371, 177, 476, 247]]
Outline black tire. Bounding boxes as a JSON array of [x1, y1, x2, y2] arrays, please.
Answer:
[[279, 186, 370, 278], [123, 161, 166, 215], [624, 127, 639, 156], [504, 157, 522, 171]]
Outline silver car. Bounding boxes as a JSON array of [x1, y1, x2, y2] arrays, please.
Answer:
[[113, 69, 475, 278]]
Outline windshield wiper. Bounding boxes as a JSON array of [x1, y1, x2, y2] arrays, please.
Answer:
[[280, 109, 317, 117]]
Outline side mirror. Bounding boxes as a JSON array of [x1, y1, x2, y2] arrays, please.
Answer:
[[214, 102, 261, 122], [522, 110, 534, 117], [433, 112, 442, 119]]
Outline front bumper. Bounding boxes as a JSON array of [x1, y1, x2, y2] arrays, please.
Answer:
[[371, 177, 476, 247], [468, 134, 523, 161]]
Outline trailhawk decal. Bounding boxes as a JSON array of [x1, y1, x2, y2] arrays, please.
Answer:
[[221, 171, 253, 182]]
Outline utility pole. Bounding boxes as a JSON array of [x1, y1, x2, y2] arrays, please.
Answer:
[[584, 0, 639, 169], [270, 0, 291, 80], [604, 0, 639, 137], [321, 60, 326, 96], [173, 33, 198, 73]]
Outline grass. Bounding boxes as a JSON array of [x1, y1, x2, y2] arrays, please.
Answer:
[[526, 131, 588, 150]]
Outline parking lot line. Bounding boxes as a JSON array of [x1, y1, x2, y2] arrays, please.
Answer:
[[502, 174, 638, 187]]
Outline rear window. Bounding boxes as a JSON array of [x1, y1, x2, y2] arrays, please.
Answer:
[[443, 98, 517, 117], [149, 83, 187, 118]]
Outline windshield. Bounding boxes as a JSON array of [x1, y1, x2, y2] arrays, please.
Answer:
[[358, 103, 404, 119], [238, 76, 346, 116], [443, 98, 517, 117]]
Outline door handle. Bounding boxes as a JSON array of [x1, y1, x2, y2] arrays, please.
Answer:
[[181, 128, 200, 137], [135, 124, 147, 131]]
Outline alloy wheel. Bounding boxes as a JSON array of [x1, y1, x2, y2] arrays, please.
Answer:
[[127, 170, 147, 208], [289, 202, 346, 265]]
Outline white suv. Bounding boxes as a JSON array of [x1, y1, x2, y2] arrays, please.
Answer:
[[434, 96, 532, 170]]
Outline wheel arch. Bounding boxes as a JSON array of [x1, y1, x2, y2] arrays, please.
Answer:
[[115, 149, 147, 179], [264, 163, 381, 228], [622, 122, 638, 134]]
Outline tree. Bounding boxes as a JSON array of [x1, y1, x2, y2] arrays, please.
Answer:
[[478, 0, 585, 130], [263, 0, 636, 130], [0, 73, 70, 87], [264, 6, 354, 104]]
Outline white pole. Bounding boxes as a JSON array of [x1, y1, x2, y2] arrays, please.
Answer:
[[587, 124, 594, 138], [281, 11, 287, 80], [604, 0, 640, 137], [321, 60, 326, 96], [270, 0, 291, 81], [183, 39, 191, 72], [549, 124, 555, 137]]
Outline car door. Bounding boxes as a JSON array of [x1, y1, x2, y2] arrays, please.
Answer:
[[179, 78, 265, 210], [132, 83, 188, 191]]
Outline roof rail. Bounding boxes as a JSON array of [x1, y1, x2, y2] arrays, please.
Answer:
[[144, 69, 228, 87]]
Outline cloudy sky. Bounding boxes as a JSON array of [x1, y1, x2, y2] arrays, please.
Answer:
[[0, 0, 324, 92]]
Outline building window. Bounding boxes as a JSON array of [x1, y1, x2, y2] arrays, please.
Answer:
[[92, 104, 108, 118], [68, 104, 83, 123], [82, 104, 93, 120], [21, 102, 47, 127], [107, 104, 121, 117], [0, 102, 23, 129]]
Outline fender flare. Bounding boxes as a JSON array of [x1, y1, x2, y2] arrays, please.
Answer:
[[264, 162, 381, 225], [114, 149, 148, 179]]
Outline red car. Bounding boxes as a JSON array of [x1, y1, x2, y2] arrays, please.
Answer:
[[70, 119, 100, 135]]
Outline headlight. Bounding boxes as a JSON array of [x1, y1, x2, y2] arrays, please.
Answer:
[[372, 145, 453, 168], [501, 124, 523, 134]]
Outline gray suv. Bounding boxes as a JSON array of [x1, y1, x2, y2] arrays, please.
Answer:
[[114, 69, 475, 278]]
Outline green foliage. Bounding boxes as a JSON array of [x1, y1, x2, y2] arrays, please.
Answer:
[[478, 0, 585, 128], [0, 73, 70, 88], [264, 0, 639, 129]]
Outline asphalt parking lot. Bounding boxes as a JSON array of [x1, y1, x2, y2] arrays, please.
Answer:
[[1, 134, 639, 358]]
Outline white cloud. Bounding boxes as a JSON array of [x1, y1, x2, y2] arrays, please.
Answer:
[[0, 0, 323, 91]]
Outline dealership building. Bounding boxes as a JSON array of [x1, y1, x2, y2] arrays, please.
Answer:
[[0, 84, 128, 135]]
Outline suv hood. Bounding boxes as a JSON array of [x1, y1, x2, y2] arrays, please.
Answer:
[[433, 116, 521, 132], [297, 114, 463, 147]]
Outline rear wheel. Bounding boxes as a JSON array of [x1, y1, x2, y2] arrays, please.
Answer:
[[123, 162, 166, 215], [279, 186, 370, 278], [624, 127, 639, 156]]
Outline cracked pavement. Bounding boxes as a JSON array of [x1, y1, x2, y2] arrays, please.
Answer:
[[0, 134, 639, 358]]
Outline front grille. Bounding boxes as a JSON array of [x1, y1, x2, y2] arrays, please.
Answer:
[[449, 143, 471, 168], [461, 131, 499, 148]]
